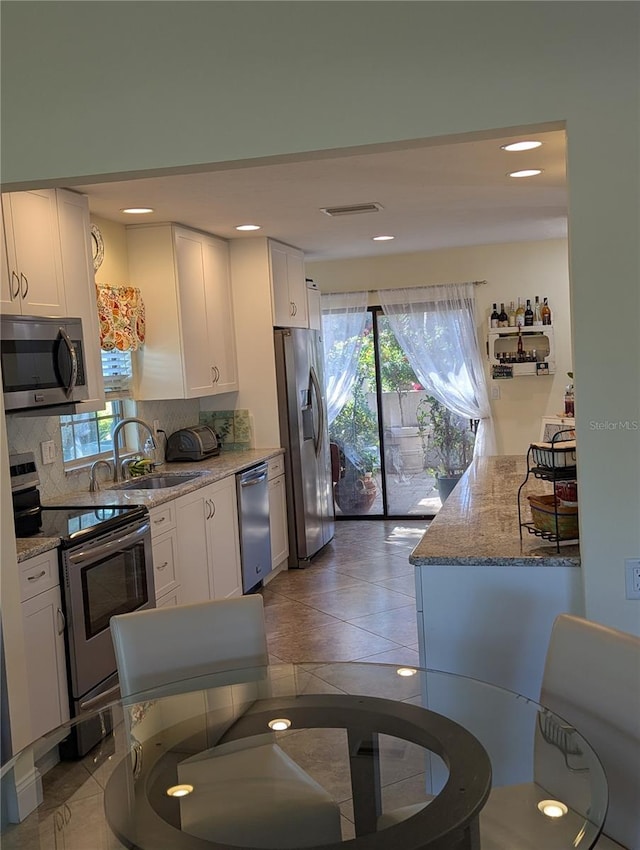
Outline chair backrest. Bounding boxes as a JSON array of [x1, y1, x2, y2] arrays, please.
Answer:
[[110, 596, 269, 697], [538, 614, 640, 849]]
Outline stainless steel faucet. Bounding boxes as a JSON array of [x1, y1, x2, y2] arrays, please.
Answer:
[[111, 418, 157, 482], [89, 459, 113, 492]]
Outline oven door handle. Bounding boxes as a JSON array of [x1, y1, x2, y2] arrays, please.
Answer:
[[67, 521, 151, 566]]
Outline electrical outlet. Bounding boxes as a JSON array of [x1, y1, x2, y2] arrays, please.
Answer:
[[491, 385, 500, 400], [625, 559, 640, 600], [152, 419, 161, 436], [40, 440, 56, 465]]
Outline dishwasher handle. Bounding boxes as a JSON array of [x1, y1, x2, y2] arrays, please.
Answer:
[[239, 465, 268, 487]]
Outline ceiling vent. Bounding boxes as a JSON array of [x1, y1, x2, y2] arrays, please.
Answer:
[[320, 202, 383, 217]]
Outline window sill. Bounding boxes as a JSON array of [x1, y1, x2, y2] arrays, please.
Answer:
[[64, 450, 138, 477]]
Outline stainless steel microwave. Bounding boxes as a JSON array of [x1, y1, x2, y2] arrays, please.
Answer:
[[1, 314, 89, 412]]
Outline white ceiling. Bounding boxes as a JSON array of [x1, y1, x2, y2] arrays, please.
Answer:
[[76, 128, 567, 262]]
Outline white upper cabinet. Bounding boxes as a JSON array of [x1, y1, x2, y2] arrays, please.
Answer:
[[127, 224, 238, 400], [56, 189, 105, 410], [1, 188, 104, 410], [1, 189, 66, 316], [269, 240, 308, 328]]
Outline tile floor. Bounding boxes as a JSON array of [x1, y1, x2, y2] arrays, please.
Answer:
[[262, 519, 429, 668]]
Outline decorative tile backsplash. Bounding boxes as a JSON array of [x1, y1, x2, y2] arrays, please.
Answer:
[[5, 398, 202, 501], [199, 409, 252, 451]]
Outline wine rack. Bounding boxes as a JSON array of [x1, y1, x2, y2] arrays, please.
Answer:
[[487, 325, 555, 377]]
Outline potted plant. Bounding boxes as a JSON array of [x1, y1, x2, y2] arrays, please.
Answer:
[[330, 381, 380, 514], [421, 396, 475, 502]]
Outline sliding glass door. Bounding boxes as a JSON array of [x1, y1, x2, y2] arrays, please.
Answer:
[[329, 309, 440, 519]]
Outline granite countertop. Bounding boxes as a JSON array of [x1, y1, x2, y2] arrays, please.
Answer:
[[409, 455, 581, 567], [16, 448, 283, 562]]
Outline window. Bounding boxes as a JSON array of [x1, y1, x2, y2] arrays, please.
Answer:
[[60, 401, 124, 465], [101, 349, 134, 397], [60, 349, 134, 466]]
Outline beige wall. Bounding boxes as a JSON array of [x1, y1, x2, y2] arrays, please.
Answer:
[[307, 239, 572, 455], [1, 2, 638, 633], [91, 215, 130, 286]]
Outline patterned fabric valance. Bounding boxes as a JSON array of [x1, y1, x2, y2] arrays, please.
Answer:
[[96, 284, 146, 351]]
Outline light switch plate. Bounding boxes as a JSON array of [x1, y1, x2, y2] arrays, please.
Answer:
[[41, 440, 56, 464]]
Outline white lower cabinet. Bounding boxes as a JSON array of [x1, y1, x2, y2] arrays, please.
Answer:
[[175, 476, 242, 604], [268, 456, 288, 569], [149, 503, 181, 606], [20, 551, 69, 743], [156, 586, 183, 608], [152, 529, 179, 600]]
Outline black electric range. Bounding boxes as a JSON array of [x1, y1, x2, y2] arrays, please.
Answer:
[[36, 504, 149, 548]]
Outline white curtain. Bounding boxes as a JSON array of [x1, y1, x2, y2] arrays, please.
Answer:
[[378, 283, 496, 456], [321, 291, 369, 425]]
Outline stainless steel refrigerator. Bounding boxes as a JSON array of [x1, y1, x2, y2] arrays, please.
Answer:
[[274, 328, 335, 567]]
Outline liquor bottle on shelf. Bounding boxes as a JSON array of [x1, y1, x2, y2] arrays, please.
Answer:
[[508, 301, 516, 327], [515, 298, 525, 327], [498, 303, 509, 327], [541, 297, 552, 325], [524, 299, 534, 326], [533, 296, 542, 325], [517, 327, 524, 361], [564, 383, 575, 416], [490, 303, 499, 328]]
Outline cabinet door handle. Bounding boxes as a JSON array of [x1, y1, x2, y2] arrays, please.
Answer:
[[210, 499, 216, 517], [153, 516, 166, 525], [56, 607, 66, 636], [27, 569, 47, 582], [11, 270, 20, 299], [20, 272, 28, 299], [157, 561, 169, 571], [205, 499, 211, 520], [214, 366, 220, 383]]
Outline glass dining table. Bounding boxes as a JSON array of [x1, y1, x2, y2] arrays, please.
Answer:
[[0, 662, 607, 850]]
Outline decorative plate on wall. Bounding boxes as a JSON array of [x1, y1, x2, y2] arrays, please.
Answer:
[[90, 223, 104, 271]]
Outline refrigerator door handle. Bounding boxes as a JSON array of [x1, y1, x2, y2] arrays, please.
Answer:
[[309, 365, 325, 458]]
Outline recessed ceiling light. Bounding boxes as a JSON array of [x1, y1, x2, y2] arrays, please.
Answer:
[[167, 784, 194, 798], [268, 718, 292, 731], [373, 235, 395, 242], [235, 224, 261, 231], [396, 667, 418, 677], [501, 141, 542, 152], [121, 207, 154, 214], [508, 169, 543, 178], [537, 800, 568, 818]]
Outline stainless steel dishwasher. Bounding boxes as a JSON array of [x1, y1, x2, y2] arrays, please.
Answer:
[[236, 462, 272, 593]]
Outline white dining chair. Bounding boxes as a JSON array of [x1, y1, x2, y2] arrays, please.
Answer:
[[110, 596, 342, 848], [378, 614, 640, 849]]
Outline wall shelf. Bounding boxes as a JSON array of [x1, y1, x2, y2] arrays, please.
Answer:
[[487, 325, 555, 377]]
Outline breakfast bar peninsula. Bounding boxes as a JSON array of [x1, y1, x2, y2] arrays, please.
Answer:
[[410, 455, 582, 701]]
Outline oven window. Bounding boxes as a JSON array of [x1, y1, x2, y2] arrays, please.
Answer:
[[81, 542, 149, 640]]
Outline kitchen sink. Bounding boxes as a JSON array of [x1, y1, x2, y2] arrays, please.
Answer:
[[112, 472, 204, 491]]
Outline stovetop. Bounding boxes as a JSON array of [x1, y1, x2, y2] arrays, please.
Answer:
[[35, 504, 149, 548]]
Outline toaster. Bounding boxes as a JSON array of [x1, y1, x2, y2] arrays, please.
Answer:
[[165, 425, 220, 462]]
